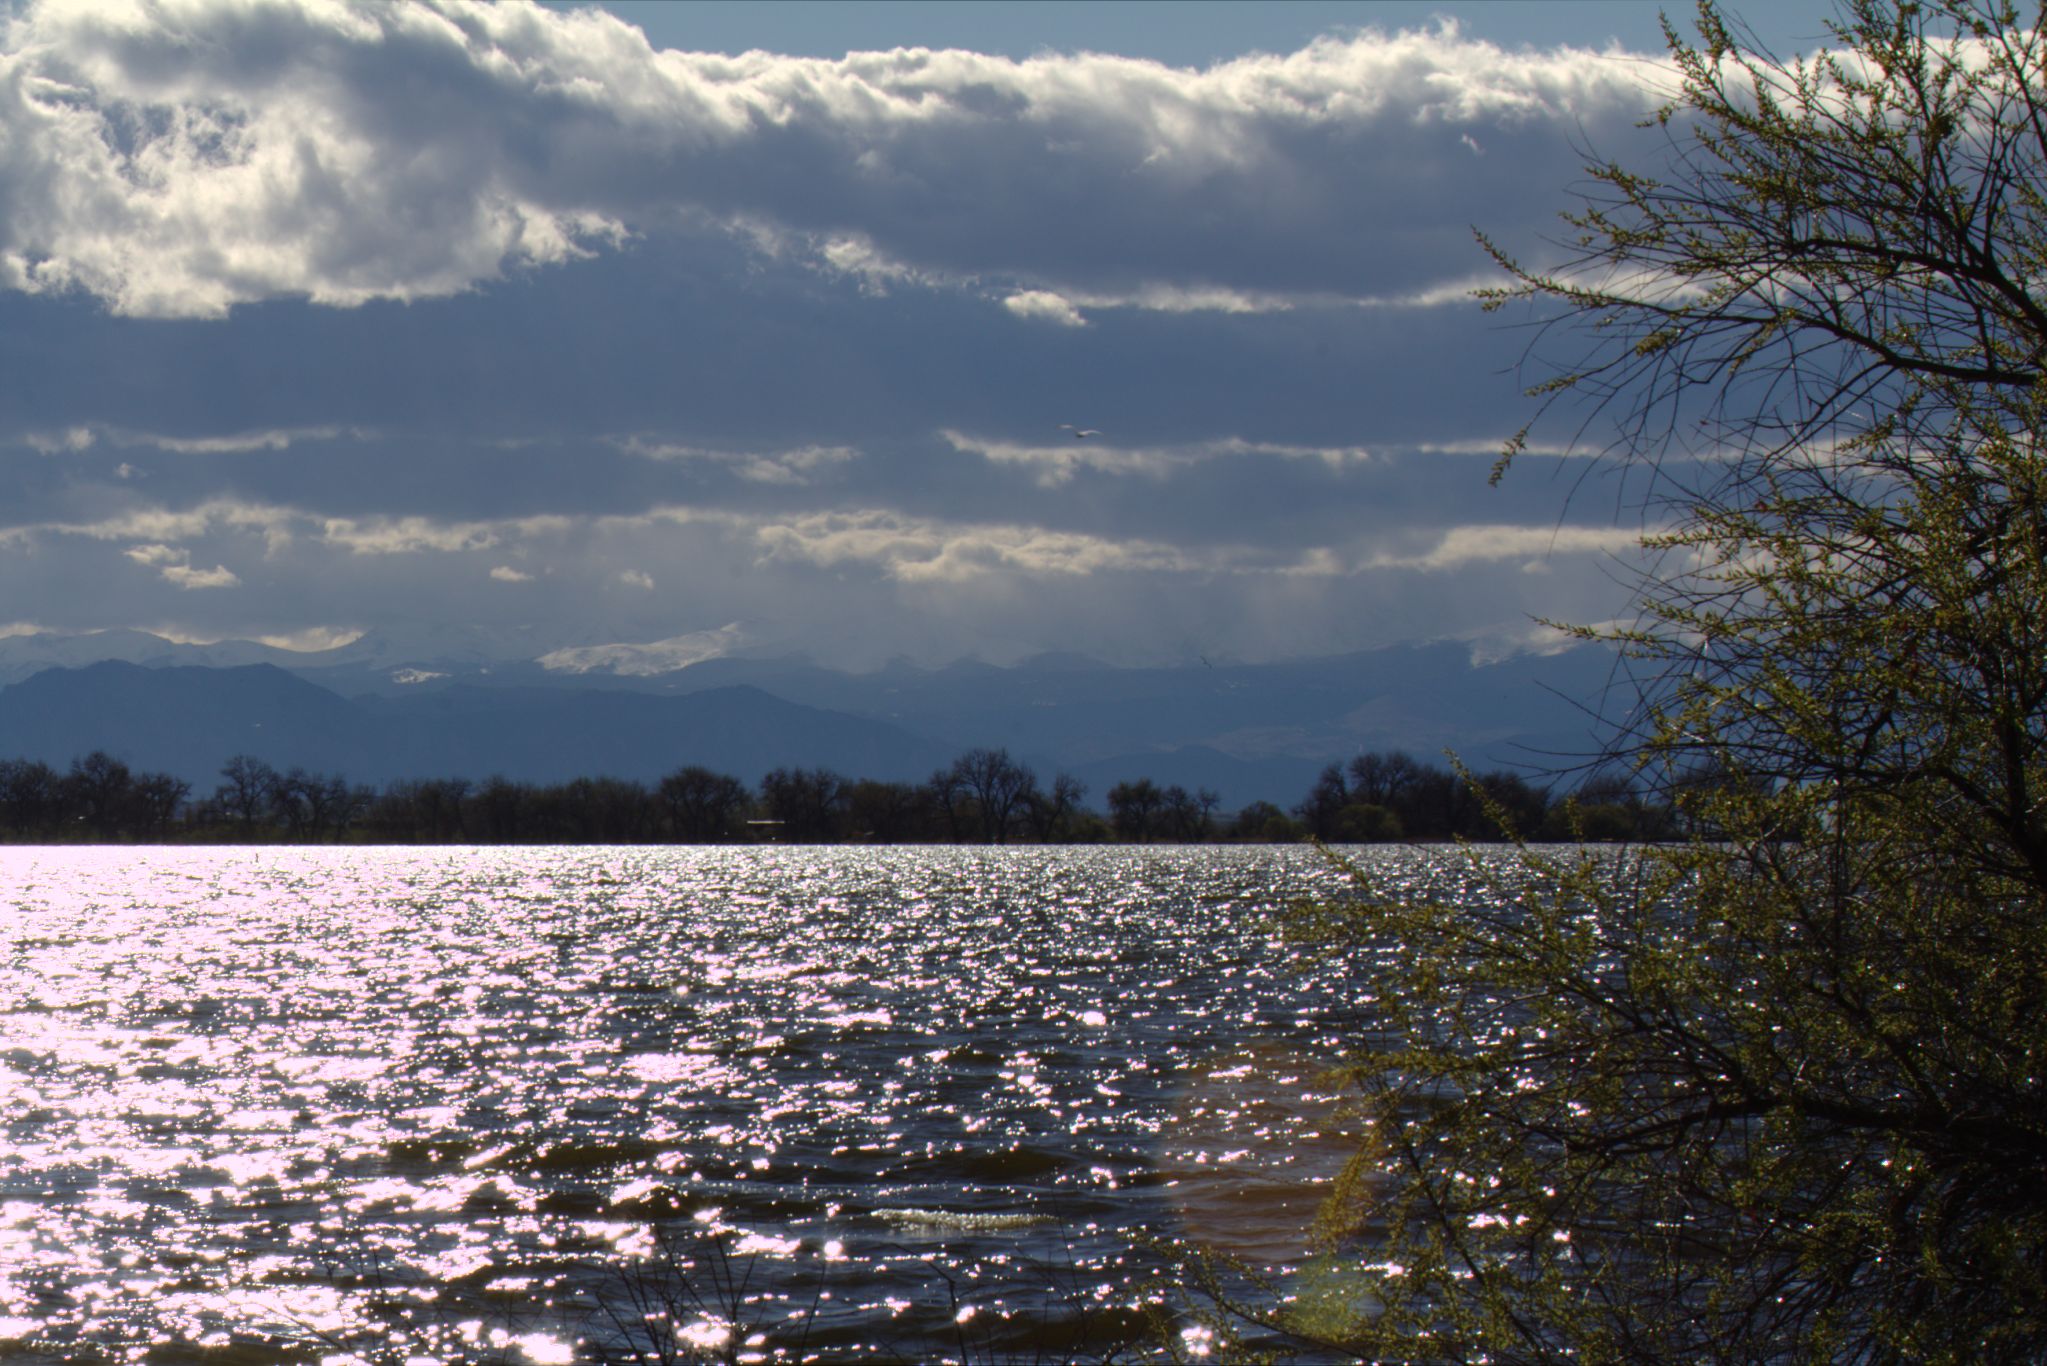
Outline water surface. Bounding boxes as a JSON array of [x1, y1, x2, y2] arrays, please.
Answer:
[[0, 844, 1451, 1362]]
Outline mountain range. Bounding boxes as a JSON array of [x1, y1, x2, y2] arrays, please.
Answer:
[[0, 630, 1643, 808]]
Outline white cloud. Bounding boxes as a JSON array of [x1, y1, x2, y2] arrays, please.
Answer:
[[489, 564, 534, 582], [8, 498, 297, 548], [538, 622, 746, 676], [120, 538, 237, 587], [132, 426, 350, 454], [0, 0, 1667, 318], [165, 562, 238, 590], [754, 509, 1198, 581], [1368, 524, 1646, 571], [321, 515, 521, 555], [1003, 291, 1087, 327], [25, 426, 94, 453], [616, 568, 655, 590], [736, 444, 857, 485], [618, 437, 858, 486], [255, 624, 364, 652], [943, 429, 1372, 486]]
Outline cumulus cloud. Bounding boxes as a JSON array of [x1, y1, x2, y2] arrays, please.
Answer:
[[0, 0, 1667, 318], [489, 564, 534, 582], [615, 568, 655, 590]]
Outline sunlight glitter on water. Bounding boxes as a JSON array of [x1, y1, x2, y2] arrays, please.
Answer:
[[0, 843, 1458, 1361]]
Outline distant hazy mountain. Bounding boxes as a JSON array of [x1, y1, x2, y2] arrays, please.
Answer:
[[561, 639, 1634, 783], [0, 628, 309, 680], [0, 660, 363, 783], [0, 624, 566, 685], [0, 662, 947, 791], [0, 633, 1643, 807]]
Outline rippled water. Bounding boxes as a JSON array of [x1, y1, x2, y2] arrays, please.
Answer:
[[0, 844, 1458, 1363]]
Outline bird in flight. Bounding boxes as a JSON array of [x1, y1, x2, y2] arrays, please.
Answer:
[[1058, 424, 1102, 439]]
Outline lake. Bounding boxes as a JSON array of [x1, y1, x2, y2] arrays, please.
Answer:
[[0, 843, 1455, 1363]]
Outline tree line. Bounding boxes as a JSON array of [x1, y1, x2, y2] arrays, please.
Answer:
[[0, 746, 1671, 844]]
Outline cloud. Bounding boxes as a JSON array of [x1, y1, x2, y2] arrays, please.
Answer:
[[943, 429, 1372, 486], [25, 426, 94, 453], [0, 0, 1667, 318], [1368, 524, 1647, 571], [255, 624, 364, 652], [321, 515, 517, 555], [754, 509, 1199, 581], [618, 437, 858, 486], [123, 541, 239, 588], [1003, 291, 1087, 327], [537, 621, 746, 676], [123, 426, 351, 454], [10, 498, 297, 548], [158, 563, 239, 589], [0, 469, 1661, 669], [0, 0, 1709, 685]]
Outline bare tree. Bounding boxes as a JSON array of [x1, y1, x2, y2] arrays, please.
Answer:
[[947, 748, 1038, 843]]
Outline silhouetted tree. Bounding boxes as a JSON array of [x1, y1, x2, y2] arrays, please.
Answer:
[[1294, 763, 1352, 840], [1107, 778, 1164, 842], [216, 754, 276, 835], [66, 751, 133, 837], [471, 775, 530, 842], [1347, 751, 1424, 809], [1158, 784, 1220, 841], [1024, 772, 1088, 842], [659, 766, 752, 842], [0, 759, 59, 836], [926, 764, 971, 842], [948, 747, 1038, 842], [131, 772, 190, 838], [759, 767, 846, 842], [1228, 800, 1303, 842], [374, 778, 471, 842], [845, 779, 931, 842]]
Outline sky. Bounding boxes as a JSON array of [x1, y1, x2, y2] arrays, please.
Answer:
[[0, 0, 1844, 671]]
